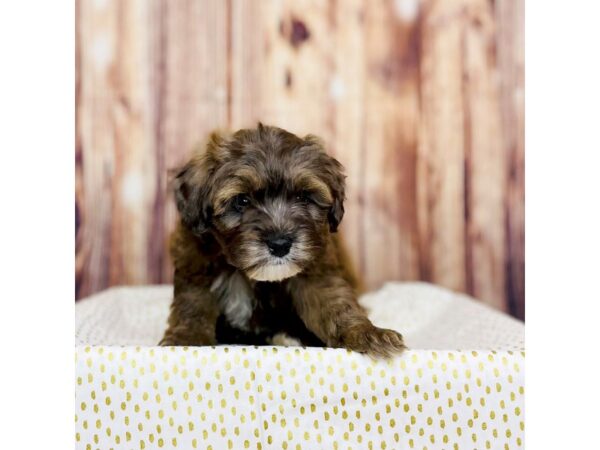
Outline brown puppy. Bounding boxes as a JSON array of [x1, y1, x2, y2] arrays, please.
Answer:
[[160, 124, 405, 358]]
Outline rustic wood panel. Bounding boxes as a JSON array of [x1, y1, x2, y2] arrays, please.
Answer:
[[108, 0, 157, 288], [327, 0, 367, 278], [76, 0, 525, 319], [462, 0, 507, 311], [77, 0, 119, 298], [361, 0, 422, 287], [418, 0, 468, 293], [496, 0, 525, 319]]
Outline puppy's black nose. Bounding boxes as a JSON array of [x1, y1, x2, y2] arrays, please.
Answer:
[[265, 234, 293, 257]]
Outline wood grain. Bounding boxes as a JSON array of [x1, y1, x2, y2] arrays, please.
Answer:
[[362, 0, 422, 287], [327, 0, 367, 278], [77, 0, 119, 297], [496, 0, 525, 319], [76, 0, 525, 319], [418, 0, 467, 293], [462, 0, 507, 311], [108, 0, 157, 288]]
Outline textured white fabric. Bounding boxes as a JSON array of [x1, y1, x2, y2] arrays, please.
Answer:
[[75, 282, 524, 351], [75, 282, 525, 450]]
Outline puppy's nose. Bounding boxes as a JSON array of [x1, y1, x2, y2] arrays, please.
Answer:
[[264, 234, 293, 257]]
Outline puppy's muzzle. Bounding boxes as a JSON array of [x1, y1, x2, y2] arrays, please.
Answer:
[[264, 233, 293, 257]]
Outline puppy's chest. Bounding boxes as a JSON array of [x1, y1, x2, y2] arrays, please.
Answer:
[[209, 270, 292, 333]]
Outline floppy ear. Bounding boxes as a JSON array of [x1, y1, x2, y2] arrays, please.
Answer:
[[172, 155, 214, 236], [327, 171, 345, 232], [328, 194, 345, 233], [173, 131, 235, 235], [303, 135, 347, 233]]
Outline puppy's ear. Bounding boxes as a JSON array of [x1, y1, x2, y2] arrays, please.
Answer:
[[172, 157, 213, 236], [173, 132, 234, 235], [328, 194, 345, 233], [174, 136, 228, 235], [327, 170, 345, 233], [304, 135, 346, 233]]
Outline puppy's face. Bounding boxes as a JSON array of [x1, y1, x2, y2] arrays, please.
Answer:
[[174, 124, 345, 282]]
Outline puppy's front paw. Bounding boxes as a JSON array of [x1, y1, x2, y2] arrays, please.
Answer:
[[269, 332, 303, 347], [159, 329, 216, 346], [158, 336, 177, 346], [340, 324, 406, 358]]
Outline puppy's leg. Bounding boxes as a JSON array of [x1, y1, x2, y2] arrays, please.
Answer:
[[288, 274, 406, 358], [159, 286, 219, 346]]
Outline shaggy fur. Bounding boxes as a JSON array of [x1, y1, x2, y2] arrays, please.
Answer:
[[160, 124, 405, 358]]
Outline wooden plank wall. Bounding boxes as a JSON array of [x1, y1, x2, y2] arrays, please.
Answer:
[[76, 0, 525, 319]]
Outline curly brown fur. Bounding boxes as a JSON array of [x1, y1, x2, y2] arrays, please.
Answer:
[[160, 124, 405, 358]]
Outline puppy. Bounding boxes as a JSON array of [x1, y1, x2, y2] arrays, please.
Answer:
[[160, 124, 405, 358]]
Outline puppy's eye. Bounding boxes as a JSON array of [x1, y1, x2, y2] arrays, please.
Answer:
[[295, 191, 311, 203], [233, 194, 250, 212]]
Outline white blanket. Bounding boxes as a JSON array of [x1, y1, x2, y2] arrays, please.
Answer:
[[75, 282, 524, 449]]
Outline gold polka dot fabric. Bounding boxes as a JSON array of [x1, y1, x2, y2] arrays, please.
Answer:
[[75, 284, 525, 449]]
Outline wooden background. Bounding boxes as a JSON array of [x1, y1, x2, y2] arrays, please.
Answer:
[[76, 0, 524, 319]]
